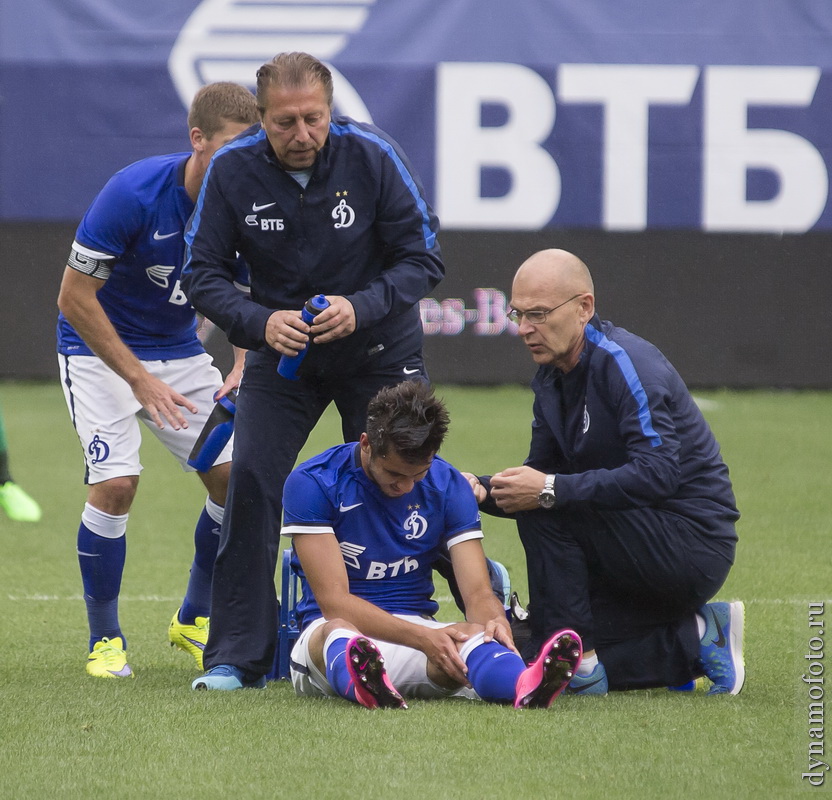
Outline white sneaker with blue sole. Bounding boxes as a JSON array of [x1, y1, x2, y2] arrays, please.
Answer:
[[698, 600, 745, 695], [192, 664, 267, 691]]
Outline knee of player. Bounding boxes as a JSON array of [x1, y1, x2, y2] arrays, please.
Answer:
[[87, 476, 138, 514], [308, 618, 360, 669], [198, 460, 231, 502], [320, 618, 357, 636], [448, 621, 486, 643]]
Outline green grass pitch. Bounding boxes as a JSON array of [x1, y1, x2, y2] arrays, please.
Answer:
[[1, 382, 829, 798]]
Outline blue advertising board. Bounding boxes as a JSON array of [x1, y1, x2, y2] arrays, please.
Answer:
[[3, 0, 832, 231]]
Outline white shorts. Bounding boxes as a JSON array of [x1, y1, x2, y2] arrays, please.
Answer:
[[58, 352, 233, 483], [291, 615, 469, 701]]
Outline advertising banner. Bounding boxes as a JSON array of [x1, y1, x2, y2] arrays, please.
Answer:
[[3, 0, 832, 233]]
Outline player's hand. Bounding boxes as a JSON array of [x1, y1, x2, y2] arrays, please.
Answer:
[[489, 466, 547, 513], [265, 309, 309, 356], [309, 296, 356, 344], [461, 471, 488, 503], [419, 625, 471, 687], [215, 372, 240, 400], [216, 349, 245, 399], [130, 372, 198, 431], [482, 616, 519, 654]]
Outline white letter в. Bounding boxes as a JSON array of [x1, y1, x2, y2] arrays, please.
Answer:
[[703, 66, 827, 232], [558, 64, 698, 231], [436, 62, 559, 229]]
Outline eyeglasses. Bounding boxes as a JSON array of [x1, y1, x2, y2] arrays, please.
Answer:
[[507, 294, 583, 325]]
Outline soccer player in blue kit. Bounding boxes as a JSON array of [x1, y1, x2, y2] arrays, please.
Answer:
[[466, 249, 744, 697], [266, 381, 583, 709], [56, 83, 259, 678]]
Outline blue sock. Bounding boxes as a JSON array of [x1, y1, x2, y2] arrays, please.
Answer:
[[324, 634, 358, 702], [464, 640, 526, 703], [179, 500, 223, 624], [77, 507, 127, 651]]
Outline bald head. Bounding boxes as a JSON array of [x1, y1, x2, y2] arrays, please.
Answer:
[[509, 249, 596, 372], [513, 249, 594, 298]]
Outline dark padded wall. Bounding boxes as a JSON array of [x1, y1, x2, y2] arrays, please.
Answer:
[[3, 222, 829, 387], [425, 230, 831, 387]]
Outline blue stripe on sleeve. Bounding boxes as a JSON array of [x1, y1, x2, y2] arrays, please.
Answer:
[[183, 128, 266, 274], [585, 325, 662, 448], [330, 121, 436, 249]]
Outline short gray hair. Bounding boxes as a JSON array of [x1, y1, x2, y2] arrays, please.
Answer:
[[255, 52, 334, 114]]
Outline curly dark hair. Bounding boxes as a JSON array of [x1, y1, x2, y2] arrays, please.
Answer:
[[365, 381, 449, 463]]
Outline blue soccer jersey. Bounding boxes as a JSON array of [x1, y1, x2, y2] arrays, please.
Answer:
[[281, 443, 483, 628], [57, 153, 224, 360]]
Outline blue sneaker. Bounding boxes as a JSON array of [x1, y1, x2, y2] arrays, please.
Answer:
[[697, 601, 745, 695], [192, 665, 267, 691], [668, 677, 710, 693], [487, 559, 511, 607], [565, 663, 609, 695]]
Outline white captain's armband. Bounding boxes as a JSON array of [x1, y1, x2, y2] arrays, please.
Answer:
[[67, 241, 114, 280], [446, 528, 484, 548]]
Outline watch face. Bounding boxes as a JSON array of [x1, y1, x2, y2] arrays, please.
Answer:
[[539, 491, 555, 510]]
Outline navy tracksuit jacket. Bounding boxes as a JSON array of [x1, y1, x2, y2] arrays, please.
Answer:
[[487, 316, 739, 689], [182, 117, 444, 677]]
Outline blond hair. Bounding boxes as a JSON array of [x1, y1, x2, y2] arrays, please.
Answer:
[[188, 82, 259, 138]]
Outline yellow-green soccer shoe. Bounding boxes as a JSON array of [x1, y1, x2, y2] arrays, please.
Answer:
[[86, 636, 133, 678], [0, 481, 42, 522], [168, 610, 209, 670]]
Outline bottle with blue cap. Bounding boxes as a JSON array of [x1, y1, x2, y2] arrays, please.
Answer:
[[277, 294, 330, 380], [187, 388, 237, 472]]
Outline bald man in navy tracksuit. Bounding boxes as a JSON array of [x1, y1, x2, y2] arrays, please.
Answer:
[[468, 249, 743, 696]]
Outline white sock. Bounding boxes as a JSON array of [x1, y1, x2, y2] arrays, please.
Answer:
[[576, 652, 599, 677], [82, 502, 128, 538], [696, 613, 706, 640], [323, 628, 360, 661], [204, 496, 225, 525]]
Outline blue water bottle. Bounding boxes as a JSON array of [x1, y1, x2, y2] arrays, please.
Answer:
[[187, 389, 237, 471], [277, 294, 330, 380]]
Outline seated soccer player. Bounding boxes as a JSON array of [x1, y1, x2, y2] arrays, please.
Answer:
[[194, 381, 582, 707]]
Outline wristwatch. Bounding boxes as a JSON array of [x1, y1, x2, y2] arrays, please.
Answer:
[[538, 474, 556, 509]]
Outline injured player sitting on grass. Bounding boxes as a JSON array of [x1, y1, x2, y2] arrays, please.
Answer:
[[281, 381, 581, 709]]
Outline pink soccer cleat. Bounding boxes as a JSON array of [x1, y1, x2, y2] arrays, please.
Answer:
[[345, 636, 407, 709], [514, 629, 583, 709]]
